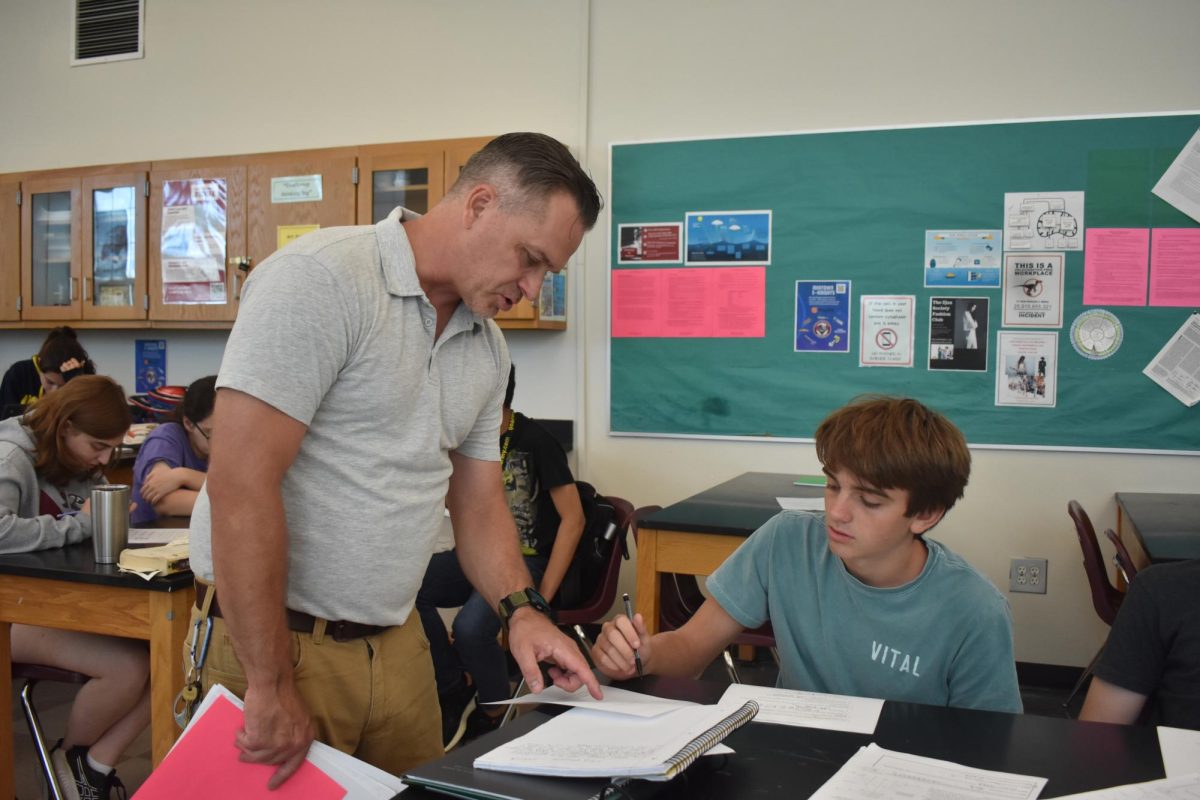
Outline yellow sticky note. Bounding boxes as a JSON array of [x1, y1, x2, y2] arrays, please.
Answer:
[[277, 224, 320, 251]]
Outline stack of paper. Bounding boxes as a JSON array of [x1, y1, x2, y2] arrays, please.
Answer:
[[474, 686, 756, 781], [131, 684, 404, 799]]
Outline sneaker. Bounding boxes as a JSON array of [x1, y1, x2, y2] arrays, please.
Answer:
[[461, 706, 504, 744], [50, 743, 127, 800], [439, 681, 477, 751]]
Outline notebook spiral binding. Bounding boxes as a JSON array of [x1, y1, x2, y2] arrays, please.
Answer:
[[662, 700, 760, 779]]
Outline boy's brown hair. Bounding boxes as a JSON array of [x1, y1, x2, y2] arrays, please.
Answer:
[[814, 395, 970, 517], [24, 375, 131, 486]]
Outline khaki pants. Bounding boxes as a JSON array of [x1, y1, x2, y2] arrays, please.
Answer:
[[187, 605, 444, 776]]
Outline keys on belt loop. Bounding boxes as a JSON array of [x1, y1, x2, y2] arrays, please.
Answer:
[[174, 591, 216, 729]]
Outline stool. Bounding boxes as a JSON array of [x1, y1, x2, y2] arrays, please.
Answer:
[[12, 662, 90, 800]]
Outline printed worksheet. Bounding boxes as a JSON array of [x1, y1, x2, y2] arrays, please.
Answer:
[[719, 684, 883, 734]]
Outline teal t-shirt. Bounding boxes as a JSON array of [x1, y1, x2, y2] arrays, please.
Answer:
[[707, 511, 1022, 713]]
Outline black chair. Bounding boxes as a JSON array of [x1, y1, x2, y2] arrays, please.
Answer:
[[1064, 500, 1125, 708], [13, 662, 90, 800]]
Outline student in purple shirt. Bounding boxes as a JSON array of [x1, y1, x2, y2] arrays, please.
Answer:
[[131, 376, 215, 524]]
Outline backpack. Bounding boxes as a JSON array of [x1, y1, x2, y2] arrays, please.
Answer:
[[554, 480, 627, 610]]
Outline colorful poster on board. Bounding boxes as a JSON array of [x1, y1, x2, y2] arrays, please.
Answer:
[[794, 280, 851, 353], [611, 267, 765, 338], [1002, 253, 1064, 327], [1083, 228, 1150, 306], [135, 339, 167, 393], [160, 179, 228, 304], [995, 331, 1058, 407], [539, 271, 566, 321], [928, 297, 989, 371], [617, 223, 683, 264], [684, 211, 771, 265], [1003, 191, 1085, 251], [1149, 228, 1200, 307], [859, 295, 915, 367], [923, 230, 1001, 287]]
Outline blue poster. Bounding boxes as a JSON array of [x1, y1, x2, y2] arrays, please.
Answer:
[[135, 339, 167, 393], [923, 229, 1002, 287], [795, 280, 851, 353], [685, 210, 772, 265]]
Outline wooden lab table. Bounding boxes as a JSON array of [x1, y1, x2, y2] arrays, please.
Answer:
[[635, 472, 823, 634], [0, 520, 193, 796]]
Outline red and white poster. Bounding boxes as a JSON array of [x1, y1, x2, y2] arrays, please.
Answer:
[[611, 267, 765, 338], [160, 179, 228, 304]]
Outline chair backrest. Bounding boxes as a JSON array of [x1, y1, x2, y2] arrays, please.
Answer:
[[555, 494, 634, 626], [1068, 500, 1124, 625], [1104, 528, 1139, 586]]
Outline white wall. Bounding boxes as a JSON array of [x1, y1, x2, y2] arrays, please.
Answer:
[[4, 0, 1200, 667]]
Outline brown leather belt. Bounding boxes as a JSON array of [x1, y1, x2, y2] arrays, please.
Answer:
[[195, 581, 389, 643]]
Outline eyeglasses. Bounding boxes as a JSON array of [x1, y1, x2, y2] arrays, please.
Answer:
[[189, 419, 212, 441]]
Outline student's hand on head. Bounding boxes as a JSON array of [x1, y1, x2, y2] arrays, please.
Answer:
[[507, 608, 603, 700], [237, 680, 316, 789], [58, 357, 84, 374], [592, 613, 650, 681]]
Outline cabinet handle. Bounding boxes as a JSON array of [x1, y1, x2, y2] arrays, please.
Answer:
[[232, 273, 240, 301], [70, 277, 78, 301], [84, 277, 92, 303]]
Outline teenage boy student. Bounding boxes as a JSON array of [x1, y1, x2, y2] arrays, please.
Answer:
[[593, 395, 1022, 713]]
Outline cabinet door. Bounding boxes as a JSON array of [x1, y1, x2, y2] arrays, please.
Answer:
[[82, 171, 148, 321], [148, 165, 246, 322], [20, 176, 82, 320], [356, 145, 445, 224], [0, 180, 19, 322], [247, 152, 356, 268], [443, 136, 494, 190]]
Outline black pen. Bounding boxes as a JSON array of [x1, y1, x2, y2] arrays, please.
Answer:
[[621, 592, 643, 676]]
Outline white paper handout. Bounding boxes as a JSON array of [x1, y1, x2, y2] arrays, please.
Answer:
[[1158, 725, 1200, 779], [776, 497, 825, 512], [1153, 125, 1200, 224], [128, 529, 187, 546], [485, 685, 697, 718], [810, 743, 1047, 800], [718, 684, 883, 734], [1051, 772, 1200, 799], [1143, 313, 1200, 407]]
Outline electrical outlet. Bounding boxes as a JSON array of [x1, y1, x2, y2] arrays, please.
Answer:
[[1009, 557, 1048, 594]]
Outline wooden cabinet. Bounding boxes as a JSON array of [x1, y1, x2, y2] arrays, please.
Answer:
[[147, 160, 246, 323], [82, 170, 148, 321], [2, 135, 569, 331], [0, 179, 19, 322], [20, 175, 81, 321], [247, 148, 357, 268]]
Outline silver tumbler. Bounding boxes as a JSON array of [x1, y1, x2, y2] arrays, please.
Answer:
[[91, 484, 130, 564]]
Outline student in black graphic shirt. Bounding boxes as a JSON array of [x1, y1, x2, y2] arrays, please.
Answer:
[[416, 365, 585, 749], [0, 326, 96, 419]]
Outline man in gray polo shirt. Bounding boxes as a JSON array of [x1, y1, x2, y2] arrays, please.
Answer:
[[187, 133, 603, 785]]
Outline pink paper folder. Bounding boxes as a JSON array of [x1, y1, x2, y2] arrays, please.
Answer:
[[132, 695, 346, 799]]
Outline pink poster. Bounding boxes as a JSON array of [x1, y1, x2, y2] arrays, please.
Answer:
[[1149, 228, 1200, 307], [1083, 228, 1149, 306], [611, 267, 765, 338]]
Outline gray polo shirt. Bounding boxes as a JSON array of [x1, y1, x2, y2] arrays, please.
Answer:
[[190, 207, 509, 626]]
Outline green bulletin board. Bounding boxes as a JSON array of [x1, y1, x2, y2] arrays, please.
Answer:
[[609, 113, 1200, 452]]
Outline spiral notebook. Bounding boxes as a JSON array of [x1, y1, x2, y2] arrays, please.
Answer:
[[473, 699, 759, 782]]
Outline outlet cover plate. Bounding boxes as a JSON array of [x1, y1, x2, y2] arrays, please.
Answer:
[[1010, 557, 1048, 594]]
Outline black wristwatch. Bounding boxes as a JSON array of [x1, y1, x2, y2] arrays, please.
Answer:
[[498, 586, 555, 630]]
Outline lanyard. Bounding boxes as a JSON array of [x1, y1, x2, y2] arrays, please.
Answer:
[[500, 411, 515, 468]]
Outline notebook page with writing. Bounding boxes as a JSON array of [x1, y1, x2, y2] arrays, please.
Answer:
[[474, 700, 758, 781]]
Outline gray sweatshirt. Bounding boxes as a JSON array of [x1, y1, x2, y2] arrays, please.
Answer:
[[0, 416, 96, 554]]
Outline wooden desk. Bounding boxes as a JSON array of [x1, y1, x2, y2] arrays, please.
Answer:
[[635, 472, 823, 634], [403, 675, 1166, 798], [1116, 492, 1200, 572], [0, 529, 193, 798]]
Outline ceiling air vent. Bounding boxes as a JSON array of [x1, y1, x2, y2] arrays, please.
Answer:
[[72, 0, 144, 66]]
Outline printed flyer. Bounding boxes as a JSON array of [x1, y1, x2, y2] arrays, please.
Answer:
[[1002, 253, 1064, 328], [995, 331, 1058, 407], [795, 280, 851, 353], [859, 295, 915, 367], [928, 297, 988, 372]]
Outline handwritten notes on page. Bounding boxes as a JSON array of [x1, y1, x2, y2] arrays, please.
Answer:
[[718, 684, 883, 734], [810, 743, 1046, 800]]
